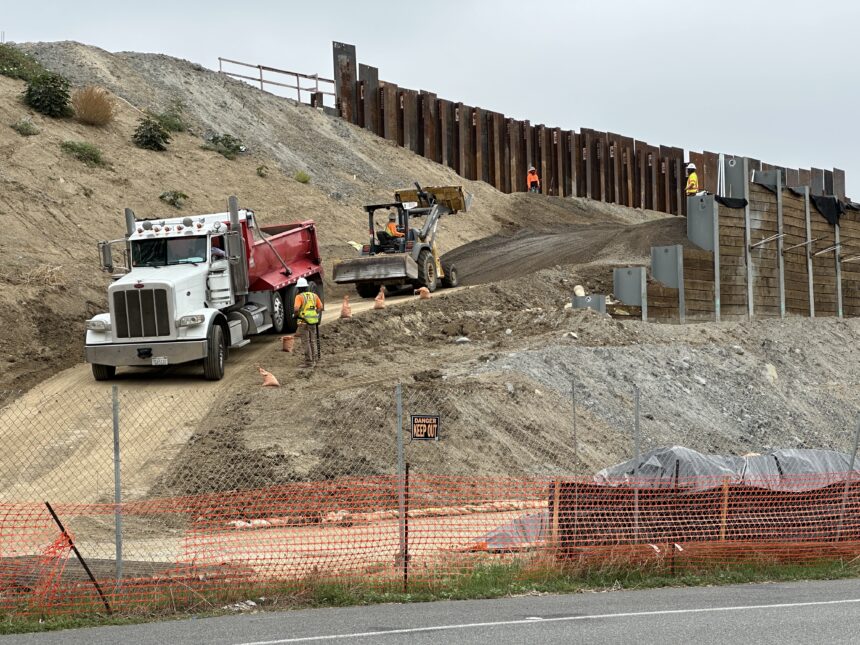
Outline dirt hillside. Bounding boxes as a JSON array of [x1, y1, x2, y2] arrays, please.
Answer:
[[0, 41, 672, 394]]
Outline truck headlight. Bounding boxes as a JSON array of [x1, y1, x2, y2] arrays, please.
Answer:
[[86, 319, 111, 331], [178, 314, 205, 327]]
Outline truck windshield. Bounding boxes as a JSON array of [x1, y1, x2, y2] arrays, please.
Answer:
[[132, 237, 208, 267]]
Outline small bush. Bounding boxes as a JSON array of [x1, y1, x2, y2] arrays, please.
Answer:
[[151, 100, 187, 133], [203, 133, 244, 160], [159, 190, 188, 209], [24, 73, 72, 118], [60, 141, 107, 167], [0, 43, 46, 81], [71, 86, 115, 126], [133, 116, 171, 151], [294, 170, 311, 184], [10, 117, 39, 136], [256, 164, 269, 178]]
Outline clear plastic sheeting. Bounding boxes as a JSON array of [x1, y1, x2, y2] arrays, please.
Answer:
[[594, 446, 860, 492]]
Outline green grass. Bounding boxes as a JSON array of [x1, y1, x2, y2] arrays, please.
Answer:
[[202, 133, 244, 160], [0, 43, 46, 81], [10, 118, 39, 136], [3, 557, 860, 635], [294, 170, 310, 184], [60, 141, 108, 167]]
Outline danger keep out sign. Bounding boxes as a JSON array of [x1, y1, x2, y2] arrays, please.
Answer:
[[410, 415, 440, 441]]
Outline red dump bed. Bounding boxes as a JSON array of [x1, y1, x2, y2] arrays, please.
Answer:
[[243, 219, 323, 292]]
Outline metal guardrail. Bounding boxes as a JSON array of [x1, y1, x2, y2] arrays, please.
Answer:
[[217, 57, 335, 106]]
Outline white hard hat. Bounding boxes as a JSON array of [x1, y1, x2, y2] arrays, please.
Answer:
[[529, 166, 536, 171], [687, 162, 696, 171], [296, 277, 309, 288], [388, 212, 397, 220]]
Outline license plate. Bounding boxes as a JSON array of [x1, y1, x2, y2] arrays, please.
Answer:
[[151, 356, 168, 366]]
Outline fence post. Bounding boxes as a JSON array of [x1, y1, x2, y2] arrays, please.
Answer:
[[571, 377, 578, 473], [396, 383, 406, 567], [112, 385, 123, 585], [837, 415, 860, 539], [633, 385, 640, 542]]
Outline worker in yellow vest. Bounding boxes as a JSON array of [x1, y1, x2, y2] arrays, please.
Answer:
[[293, 277, 324, 368], [685, 163, 700, 196]]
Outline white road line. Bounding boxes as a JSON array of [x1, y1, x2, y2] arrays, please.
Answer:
[[235, 596, 860, 644]]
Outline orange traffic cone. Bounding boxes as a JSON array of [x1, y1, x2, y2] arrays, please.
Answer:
[[281, 335, 295, 352], [340, 295, 352, 319], [373, 288, 386, 310], [258, 366, 280, 387], [414, 286, 430, 300]]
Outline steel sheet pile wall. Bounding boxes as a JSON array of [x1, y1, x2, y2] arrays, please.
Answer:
[[781, 189, 813, 316], [748, 185, 782, 318], [331, 43, 848, 215]]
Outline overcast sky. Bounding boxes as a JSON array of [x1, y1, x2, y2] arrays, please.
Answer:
[[3, 0, 858, 196]]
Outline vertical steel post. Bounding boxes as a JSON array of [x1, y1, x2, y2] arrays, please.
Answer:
[[835, 221, 844, 319], [571, 377, 578, 473], [743, 158, 754, 320], [396, 383, 406, 566], [713, 201, 721, 322], [112, 385, 123, 584], [804, 187, 815, 317], [633, 385, 641, 542], [837, 416, 860, 540], [776, 171, 786, 318]]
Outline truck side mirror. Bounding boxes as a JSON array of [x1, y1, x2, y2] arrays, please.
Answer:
[[98, 241, 114, 273]]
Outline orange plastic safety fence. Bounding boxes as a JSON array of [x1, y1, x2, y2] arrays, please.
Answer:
[[2, 474, 860, 615]]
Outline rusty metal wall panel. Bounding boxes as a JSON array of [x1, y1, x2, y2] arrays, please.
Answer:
[[474, 108, 487, 183], [798, 168, 811, 188], [437, 99, 452, 168], [490, 112, 504, 190], [596, 131, 608, 202], [501, 118, 512, 192], [633, 140, 646, 209], [748, 158, 762, 171], [621, 136, 635, 207], [420, 91, 437, 162], [824, 169, 834, 195], [453, 103, 464, 174], [703, 151, 719, 194], [834, 168, 846, 200], [583, 129, 594, 200], [508, 119, 521, 192], [401, 89, 419, 153], [785, 168, 800, 188], [553, 128, 564, 196], [562, 131, 574, 197], [535, 125, 547, 195], [609, 133, 623, 205], [456, 104, 472, 178], [358, 64, 379, 134], [524, 122, 533, 188], [811, 168, 826, 195], [332, 41, 358, 123], [380, 82, 399, 142]]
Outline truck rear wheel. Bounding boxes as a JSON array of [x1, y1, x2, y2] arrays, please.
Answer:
[[283, 285, 298, 334], [356, 283, 379, 299], [441, 262, 459, 288], [203, 325, 226, 381], [270, 291, 286, 334], [91, 363, 116, 381], [417, 250, 438, 292]]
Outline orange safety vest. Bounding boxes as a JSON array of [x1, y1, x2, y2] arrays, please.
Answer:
[[686, 171, 699, 196], [386, 221, 404, 237], [527, 171, 540, 187]]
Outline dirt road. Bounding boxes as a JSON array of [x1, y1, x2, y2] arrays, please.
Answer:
[[0, 289, 460, 504]]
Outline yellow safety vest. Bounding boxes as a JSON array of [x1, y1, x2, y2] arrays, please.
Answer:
[[298, 291, 320, 325], [686, 172, 699, 196]]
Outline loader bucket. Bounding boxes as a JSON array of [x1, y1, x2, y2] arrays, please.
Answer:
[[333, 254, 419, 284]]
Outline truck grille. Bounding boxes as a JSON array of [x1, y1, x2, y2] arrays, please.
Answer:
[[113, 288, 171, 338]]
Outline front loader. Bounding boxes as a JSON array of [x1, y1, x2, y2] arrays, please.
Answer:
[[332, 184, 471, 298]]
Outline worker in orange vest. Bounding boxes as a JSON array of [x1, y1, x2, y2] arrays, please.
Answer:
[[385, 211, 404, 238], [293, 277, 324, 368], [527, 166, 541, 193], [685, 163, 700, 196]]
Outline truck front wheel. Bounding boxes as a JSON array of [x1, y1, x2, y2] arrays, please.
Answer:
[[203, 325, 226, 381], [91, 363, 116, 381]]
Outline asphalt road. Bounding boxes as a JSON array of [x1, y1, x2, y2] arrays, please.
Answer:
[[5, 579, 860, 645]]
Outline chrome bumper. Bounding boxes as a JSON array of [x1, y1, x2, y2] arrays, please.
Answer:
[[85, 339, 208, 367]]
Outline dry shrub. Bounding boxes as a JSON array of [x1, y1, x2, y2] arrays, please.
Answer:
[[18, 264, 66, 287], [71, 86, 115, 126]]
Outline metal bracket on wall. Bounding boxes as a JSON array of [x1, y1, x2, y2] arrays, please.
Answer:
[[783, 237, 821, 254], [812, 244, 840, 257], [749, 233, 785, 250]]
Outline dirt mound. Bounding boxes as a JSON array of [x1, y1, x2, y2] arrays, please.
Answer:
[[443, 217, 688, 285]]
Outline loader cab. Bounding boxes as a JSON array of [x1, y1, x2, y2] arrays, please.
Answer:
[[366, 203, 410, 254]]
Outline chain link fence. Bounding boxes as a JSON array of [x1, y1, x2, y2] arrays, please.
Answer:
[[0, 371, 859, 615]]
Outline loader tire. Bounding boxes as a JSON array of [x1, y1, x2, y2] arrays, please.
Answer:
[[270, 291, 286, 334], [441, 262, 459, 288], [203, 325, 226, 381], [356, 283, 379, 299], [284, 285, 298, 334], [91, 363, 116, 381], [417, 250, 438, 292]]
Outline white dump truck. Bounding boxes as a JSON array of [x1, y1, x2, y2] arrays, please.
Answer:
[[85, 196, 323, 381]]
